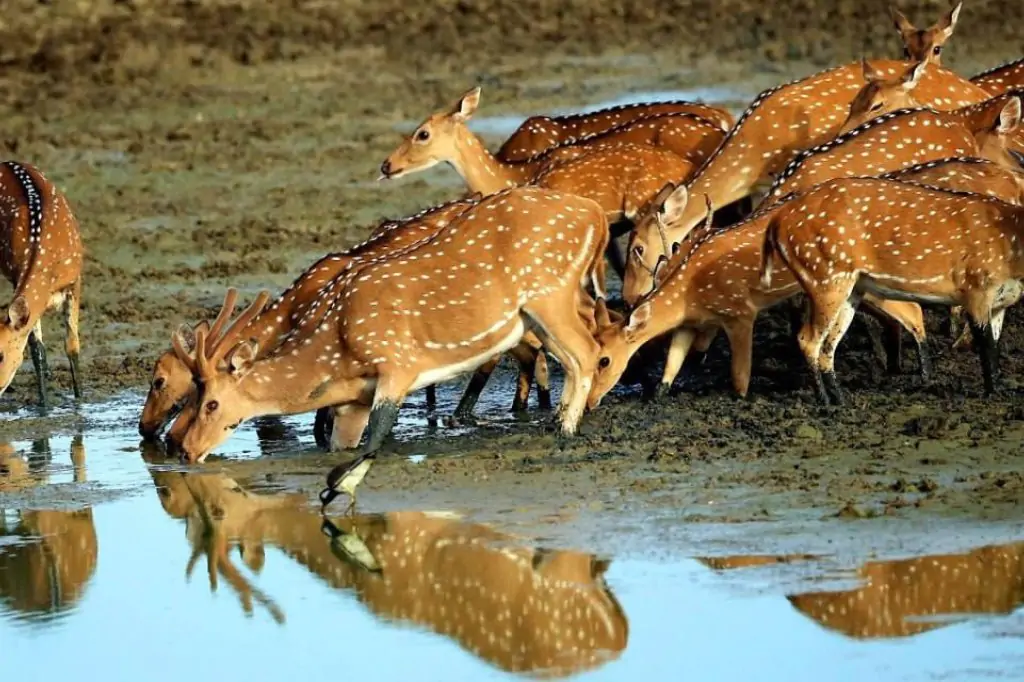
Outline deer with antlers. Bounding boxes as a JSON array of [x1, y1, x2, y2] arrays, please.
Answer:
[[971, 58, 1024, 97], [890, 2, 961, 66], [585, 186, 928, 406], [169, 187, 608, 482], [621, 58, 995, 305], [0, 161, 83, 406], [143, 194, 553, 447], [767, 95, 1023, 202], [496, 99, 733, 162], [761, 176, 1024, 404], [381, 87, 704, 275]]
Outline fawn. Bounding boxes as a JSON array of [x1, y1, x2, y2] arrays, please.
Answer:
[[890, 2, 961, 66]]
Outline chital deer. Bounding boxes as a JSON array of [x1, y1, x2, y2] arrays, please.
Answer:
[[0, 436, 97, 620], [883, 156, 1024, 205], [971, 57, 1024, 97], [787, 541, 1024, 638], [840, 60, 927, 132], [768, 96, 1023, 201], [143, 194, 551, 445], [586, 186, 928, 407], [890, 2, 961, 66], [496, 99, 733, 162], [622, 58, 994, 305], [381, 87, 699, 275], [170, 187, 608, 468], [761, 177, 1024, 404], [0, 161, 83, 406]]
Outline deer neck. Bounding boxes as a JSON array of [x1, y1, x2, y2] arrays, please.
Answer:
[[953, 96, 1007, 135], [450, 126, 532, 195]]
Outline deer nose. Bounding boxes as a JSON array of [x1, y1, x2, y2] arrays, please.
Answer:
[[380, 159, 392, 177], [138, 420, 155, 440]]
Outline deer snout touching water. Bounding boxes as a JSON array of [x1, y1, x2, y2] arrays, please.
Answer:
[[0, 161, 83, 407]]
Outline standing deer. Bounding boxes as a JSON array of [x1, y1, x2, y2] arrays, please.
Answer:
[[768, 96, 1023, 201], [622, 58, 994, 306], [0, 161, 83, 406], [381, 87, 701, 275], [142, 194, 551, 446], [761, 177, 1024, 404], [496, 99, 733, 162], [971, 58, 1024, 97], [890, 2, 962, 66], [586, 186, 928, 407], [169, 188, 608, 472]]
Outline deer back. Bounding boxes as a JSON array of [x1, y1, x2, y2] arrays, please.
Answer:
[[883, 157, 1024, 205], [971, 58, 1024, 97]]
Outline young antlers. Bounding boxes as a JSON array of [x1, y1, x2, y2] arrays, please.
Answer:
[[890, 2, 962, 66], [171, 188, 608, 474], [0, 161, 83, 406]]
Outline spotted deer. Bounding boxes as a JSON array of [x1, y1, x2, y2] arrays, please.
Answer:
[[0, 162, 83, 406], [586, 186, 928, 407], [787, 541, 1024, 639], [381, 87, 699, 275], [142, 194, 551, 445], [971, 57, 1024, 97], [761, 177, 1024, 404], [169, 187, 608, 467], [840, 60, 927, 132], [767, 96, 1023, 201], [890, 2, 961, 66], [622, 58, 994, 305], [496, 99, 733, 162]]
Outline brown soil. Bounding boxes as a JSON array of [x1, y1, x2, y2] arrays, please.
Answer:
[[0, 0, 1022, 530]]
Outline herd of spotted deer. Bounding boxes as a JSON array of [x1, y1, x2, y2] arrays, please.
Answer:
[[1, 3, 1023, 509]]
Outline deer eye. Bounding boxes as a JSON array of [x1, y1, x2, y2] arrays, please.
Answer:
[[632, 245, 644, 259], [206, 400, 220, 413], [0, 351, 5, 364], [598, 357, 611, 369], [933, 45, 942, 55], [415, 129, 430, 142], [152, 377, 166, 391], [870, 102, 884, 112]]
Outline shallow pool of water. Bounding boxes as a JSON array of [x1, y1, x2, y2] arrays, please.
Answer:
[[1, 400, 1023, 681]]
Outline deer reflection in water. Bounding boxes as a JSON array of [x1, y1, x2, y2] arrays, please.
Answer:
[[701, 545, 1024, 639], [141, 444, 628, 677], [0, 436, 97, 622]]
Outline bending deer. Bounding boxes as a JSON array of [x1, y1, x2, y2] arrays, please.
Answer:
[[0, 161, 83, 406], [381, 87, 699, 275], [890, 2, 961, 66], [622, 58, 994, 305], [840, 60, 927, 132], [170, 187, 608, 468], [496, 99, 733, 162], [971, 58, 1024, 97], [142, 194, 550, 445], [767, 96, 1023, 201], [586, 186, 927, 407], [761, 177, 1024, 404]]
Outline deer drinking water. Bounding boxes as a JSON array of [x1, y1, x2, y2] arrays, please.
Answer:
[[168, 188, 608, 490], [761, 177, 1024, 404], [0, 161, 83, 407], [621, 58, 995, 306]]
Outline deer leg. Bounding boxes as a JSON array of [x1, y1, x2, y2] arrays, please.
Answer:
[[723, 317, 755, 399], [534, 351, 552, 410], [880, 320, 904, 375], [451, 355, 500, 425], [818, 297, 860, 407], [314, 408, 333, 449], [360, 373, 413, 455], [330, 404, 371, 451], [28, 321, 49, 408], [799, 288, 848, 406], [657, 328, 696, 400], [63, 281, 82, 399], [967, 317, 1000, 395], [425, 385, 437, 412], [507, 345, 537, 414]]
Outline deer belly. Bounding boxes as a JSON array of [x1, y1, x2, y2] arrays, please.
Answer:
[[857, 273, 958, 306], [411, 318, 526, 390]]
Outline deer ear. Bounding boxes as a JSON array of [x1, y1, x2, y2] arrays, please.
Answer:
[[890, 6, 915, 35], [175, 323, 197, 353], [6, 296, 29, 331], [660, 185, 689, 224], [861, 57, 882, 82], [937, 2, 962, 37], [625, 302, 652, 338], [225, 340, 259, 376], [903, 61, 926, 90], [452, 87, 481, 121], [997, 98, 1022, 134]]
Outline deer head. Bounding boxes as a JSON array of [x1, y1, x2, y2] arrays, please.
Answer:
[[891, 2, 961, 66], [841, 59, 926, 133], [380, 86, 482, 180], [973, 96, 1024, 171], [0, 296, 34, 395]]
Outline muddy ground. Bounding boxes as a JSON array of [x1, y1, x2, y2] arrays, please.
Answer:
[[0, 0, 1022, 529]]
